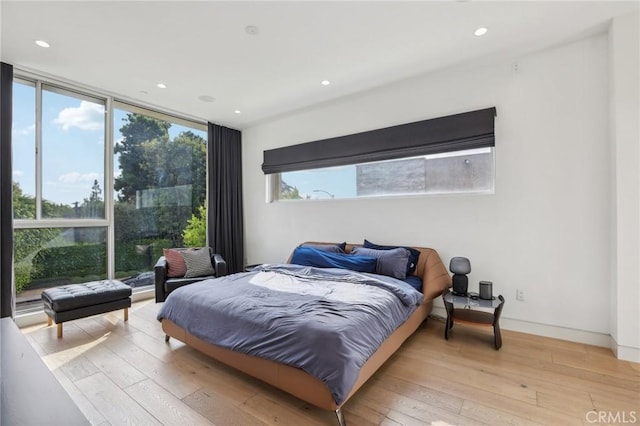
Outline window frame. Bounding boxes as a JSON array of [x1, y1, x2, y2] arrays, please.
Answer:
[[264, 108, 496, 202], [13, 77, 110, 225], [269, 147, 496, 202], [12, 70, 208, 309]]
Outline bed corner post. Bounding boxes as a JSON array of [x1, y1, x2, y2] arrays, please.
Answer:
[[335, 408, 346, 426]]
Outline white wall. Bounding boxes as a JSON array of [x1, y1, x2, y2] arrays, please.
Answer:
[[610, 12, 640, 362], [243, 33, 620, 346]]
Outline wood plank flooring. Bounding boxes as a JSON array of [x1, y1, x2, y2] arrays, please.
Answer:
[[21, 300, 639, 425]]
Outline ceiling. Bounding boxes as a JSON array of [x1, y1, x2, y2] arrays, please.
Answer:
[[1, 1, 638, 130]]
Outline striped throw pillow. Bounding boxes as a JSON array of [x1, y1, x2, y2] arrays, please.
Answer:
[[163, 248, 187, 278], [182, 248, 215, 278]]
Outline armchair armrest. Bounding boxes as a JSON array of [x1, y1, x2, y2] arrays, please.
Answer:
[[212, 253, 228, 277], [155, 256, 168, 303], [155, 249, 228, 303]]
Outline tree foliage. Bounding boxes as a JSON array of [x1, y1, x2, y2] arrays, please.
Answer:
[[13, 182, 35, 219], [114, 113, 171, 202], [183, 205, 207, 247], [12, 182, 62, 263], [13, 182, 63, 293], [136, 131, 207, 212], [280, 179, 302, 200], [81, 179, 104, 218], [113, 113, 207, 252], [13, 181, 72, 219]]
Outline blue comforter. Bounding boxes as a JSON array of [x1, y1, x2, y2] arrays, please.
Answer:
[[157, 264, 423, 404]]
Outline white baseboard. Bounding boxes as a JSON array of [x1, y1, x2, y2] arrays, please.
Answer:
[[430, 306, 616, 352], [610, 336, 640, 363]]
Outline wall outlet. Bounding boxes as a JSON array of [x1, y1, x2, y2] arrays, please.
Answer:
[[516, 288, 525, 301]]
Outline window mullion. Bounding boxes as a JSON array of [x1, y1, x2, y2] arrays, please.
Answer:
[[105, 96, 115, 280], [35, 80, 43, 220]]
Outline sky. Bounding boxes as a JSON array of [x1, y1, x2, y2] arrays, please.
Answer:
[[282, 166, 356, 199], [12, 81, 206, 207]]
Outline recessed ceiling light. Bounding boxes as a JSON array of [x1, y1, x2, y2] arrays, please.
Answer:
[[474, 27, 488, 36], [157, 83, 167, 89], [234, 110, 241, 114], [35, 40, 50, 48], [245, 25, 259, 35], [321, 80, 331, 86], [198, 95, 215, 103]]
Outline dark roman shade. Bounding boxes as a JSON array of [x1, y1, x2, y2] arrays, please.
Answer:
[[262, 107, 496, 174]]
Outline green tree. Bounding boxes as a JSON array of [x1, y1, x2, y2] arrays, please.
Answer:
[[183, 205, 207, 247], [12, 182, 63, 292], [81, 179, 104, 218], [13, 181, 35, 219], [137, 131, 207, 212], [280, 180, 302, 200], [114, 113, 170, 202], [113, 113, 208, 256]]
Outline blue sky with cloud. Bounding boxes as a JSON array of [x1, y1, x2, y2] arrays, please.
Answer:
[[13, 81, 206, 206]]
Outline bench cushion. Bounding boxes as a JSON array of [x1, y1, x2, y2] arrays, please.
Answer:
[[42, 280, 132, 312]]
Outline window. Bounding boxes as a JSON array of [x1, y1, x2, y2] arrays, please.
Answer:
[[15, 227, 106, 314], [112, 103, 207, 286], [13, 82, 106, 220], [11, 76, 207, 313], [276, 148, 494, 200], [264, 108, 497, 201], [12, 80, 36, 219], [42, 86, 105, 218], [12, 79, 109, 311]]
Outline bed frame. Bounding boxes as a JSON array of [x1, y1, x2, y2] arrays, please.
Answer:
[[161, 243, 451, 425]]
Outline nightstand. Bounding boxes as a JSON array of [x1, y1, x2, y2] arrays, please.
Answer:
[[442, 289, 505, 350]]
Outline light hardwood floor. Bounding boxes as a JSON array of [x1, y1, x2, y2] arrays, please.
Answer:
[[22, 300, 639, 426]]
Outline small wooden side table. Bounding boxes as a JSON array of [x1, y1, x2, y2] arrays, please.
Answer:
[[442, 289, 505, 350]]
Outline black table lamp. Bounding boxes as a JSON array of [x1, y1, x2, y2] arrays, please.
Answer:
[[450, 257, 471, 296]]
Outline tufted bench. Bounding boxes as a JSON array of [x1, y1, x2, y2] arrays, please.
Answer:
[[42, 280, 132, 338]]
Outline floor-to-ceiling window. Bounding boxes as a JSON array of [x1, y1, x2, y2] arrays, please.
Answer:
[[112, 103, 207, 287], [12, 76, 206, 313]]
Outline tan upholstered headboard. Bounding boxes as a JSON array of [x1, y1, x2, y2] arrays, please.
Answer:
[[291, 242, 452, 301]]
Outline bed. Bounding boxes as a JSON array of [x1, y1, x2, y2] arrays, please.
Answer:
[[157, 242, 451, 425]]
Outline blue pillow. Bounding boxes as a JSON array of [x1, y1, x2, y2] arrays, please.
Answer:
[[402, 275, 423, 292], [363, 239, 420, 275], [350, 246, 409, 279], [291, 246, 376, 273]]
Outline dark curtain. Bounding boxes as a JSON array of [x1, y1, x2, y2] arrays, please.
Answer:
[[262, 107, 496, 174], [0, 63, 14, 318], [207, 123, 244, 273]]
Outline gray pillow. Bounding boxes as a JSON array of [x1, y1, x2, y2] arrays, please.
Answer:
[[182, 248, 215, 278], [300, 243, 345, 254], [350, 246, 410, 279]]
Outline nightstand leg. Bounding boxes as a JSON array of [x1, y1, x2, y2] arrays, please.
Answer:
[[494, 322, 502, 350], [444, 317, 450, 340]]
